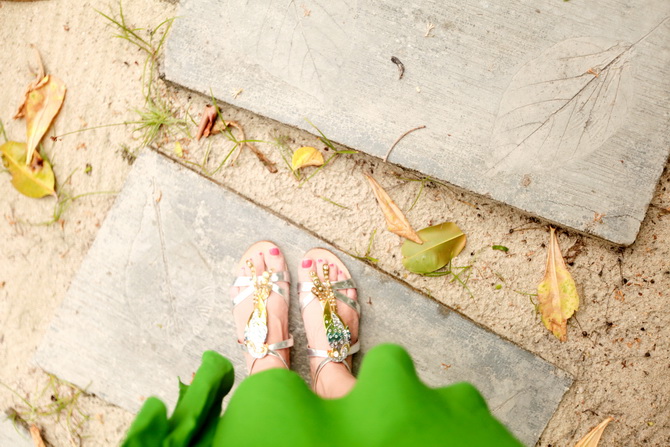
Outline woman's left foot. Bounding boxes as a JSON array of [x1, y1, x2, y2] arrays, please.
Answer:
[[299, 248, 360, 398]]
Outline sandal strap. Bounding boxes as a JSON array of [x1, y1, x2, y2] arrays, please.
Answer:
[[238, 335, 294, 373], [307, 340, 360, 359], [238, 335, 294, 353], [299, 280, 360, 315], [312, 356, 353, 390], [232, 271, 290, 307]]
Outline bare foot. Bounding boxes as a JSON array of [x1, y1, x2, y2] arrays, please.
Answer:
[[231, 241, 291, 374], [300, 248, 359, 398]]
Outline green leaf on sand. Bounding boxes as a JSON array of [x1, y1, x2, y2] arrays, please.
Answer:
[[1, 141, 56, 198], [401, 222, 466, 274], [492, 245, 509, 252]]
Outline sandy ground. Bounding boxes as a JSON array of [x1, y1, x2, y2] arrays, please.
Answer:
[[1, 1, 669, 446]]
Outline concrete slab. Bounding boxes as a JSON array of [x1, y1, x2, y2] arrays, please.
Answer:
[[35, 150, 571, 445], [163, 0, 670, 245], [0, 416, 32, 447]]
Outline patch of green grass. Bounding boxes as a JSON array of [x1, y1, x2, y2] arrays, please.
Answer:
[[318, 195, 350, 210], [393, 174, 451, 211], [97, 1, 175, 99], [421, 262, 475, 299], [346, 230, 379, 264], [96, 2, 189, 158], [2, 375, 90, 445], [133, 97, 189, 149], [30, 167, 118, 226]]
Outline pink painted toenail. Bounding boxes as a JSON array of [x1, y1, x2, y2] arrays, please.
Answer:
[[302, 259, 313, 268], [269, 247, 280, 256], [329, 264, 335, 268], [317, 259, 323, 263]]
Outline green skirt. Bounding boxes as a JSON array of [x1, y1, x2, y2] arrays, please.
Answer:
[[123, 344, 522, 447]]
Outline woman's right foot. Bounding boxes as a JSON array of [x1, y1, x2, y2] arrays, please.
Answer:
[[299, 248, 360, 398], [231, 241, 291, 374]]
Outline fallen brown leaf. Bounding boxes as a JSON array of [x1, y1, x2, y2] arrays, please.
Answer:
[[537, 227, 579, 341], [574, 417, 614, 447], [23, 75, 66, 165], [365, 173, 422, 244], [195, 104, 217, 140]]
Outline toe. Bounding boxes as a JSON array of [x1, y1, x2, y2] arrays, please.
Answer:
[[315, 257, 327, 282], [248, 249, 266, 276], [299, 256, 316, 294], [264, 244, 286, 281], [230, 263, 248, 301], [327, 262, 338, 285]]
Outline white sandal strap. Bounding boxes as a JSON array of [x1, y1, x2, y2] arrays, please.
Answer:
[[238, 335, 294, 373], [232, 271, 290, 307]]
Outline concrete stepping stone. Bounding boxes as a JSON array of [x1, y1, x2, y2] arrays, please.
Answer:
[[163, 0, 670, 245], [35, 151, 571, 445]]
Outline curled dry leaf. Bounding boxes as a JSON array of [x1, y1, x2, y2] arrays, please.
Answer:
[[574, 417, 614, 447], [364, 173, 422, 244], [196, 104, 218, 140], [537, 227, 579, 341], [19, 75, 66, 167], [401, 222, 466, 274], [291, 146, 324, 170], [1, 141, 56, 198]]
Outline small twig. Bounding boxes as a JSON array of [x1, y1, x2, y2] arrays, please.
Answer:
[[425, 22, 435, 37], [383, 125, 426, 162], [30, 425, 47, 447], [390, 56, 405, 80]]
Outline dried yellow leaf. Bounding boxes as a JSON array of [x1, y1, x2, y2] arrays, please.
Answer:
[[1, 141, 56, 198], [291, 146, 324, 170], [23, 75, 66, 166], [365, 173, 422, 244], [537, 227, 579, 341], [574, 417, 613, 447], [174, 141, 184, 158]]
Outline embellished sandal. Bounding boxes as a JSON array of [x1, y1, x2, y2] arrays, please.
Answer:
[[231, 242, 293, 373], [300, 250, 361, 388]]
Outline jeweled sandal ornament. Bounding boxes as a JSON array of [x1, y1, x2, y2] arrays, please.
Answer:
[[310, 264, 352, 362], [243, 260, 273, 359]]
